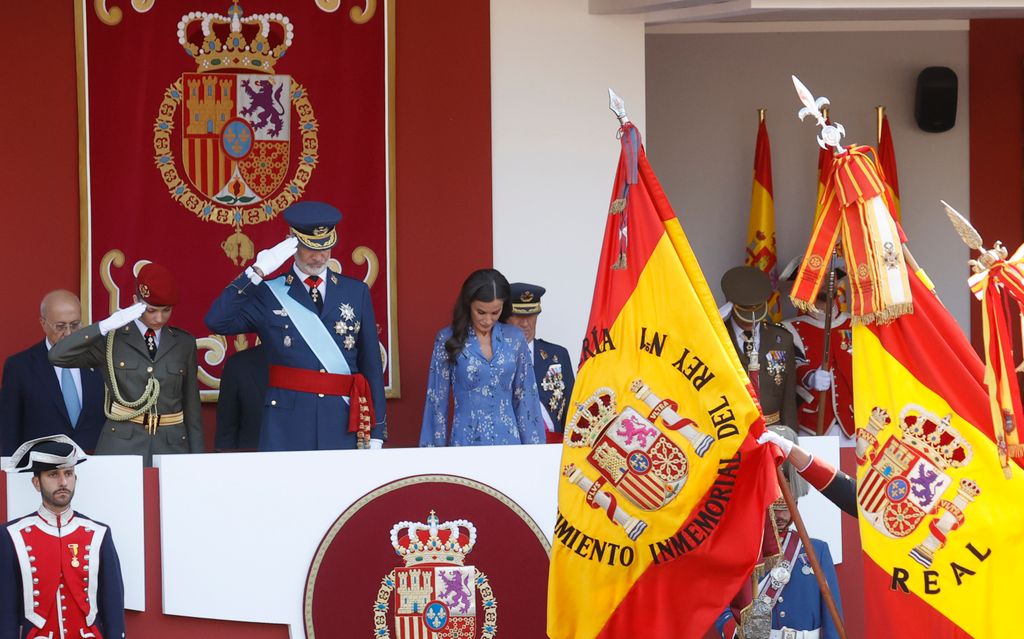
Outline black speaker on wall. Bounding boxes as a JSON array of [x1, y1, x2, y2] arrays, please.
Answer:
[[915, 66, 958, 133]]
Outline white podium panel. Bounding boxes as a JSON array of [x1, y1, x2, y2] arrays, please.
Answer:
[[156, 440, 843, 638], [155, 445, 563, 637], [3, 455, 146, 611], [798, 436, 845, 563]]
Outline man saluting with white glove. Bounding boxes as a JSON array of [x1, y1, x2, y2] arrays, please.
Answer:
[[205, 201, 388, 453]]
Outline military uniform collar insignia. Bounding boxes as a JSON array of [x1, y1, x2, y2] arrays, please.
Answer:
[[330, 274, 339, 285]]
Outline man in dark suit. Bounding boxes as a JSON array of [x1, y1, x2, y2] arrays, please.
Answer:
[[0, 290, 105, 455], [215, 344, 269, 450], [721, 265, 798, 429], [507, 282, 575, 444]]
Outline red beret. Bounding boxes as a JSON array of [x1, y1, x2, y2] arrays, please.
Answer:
[[137, 263, 178, 306]]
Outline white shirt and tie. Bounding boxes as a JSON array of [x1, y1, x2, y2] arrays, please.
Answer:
[[45, 339, 82, 427]]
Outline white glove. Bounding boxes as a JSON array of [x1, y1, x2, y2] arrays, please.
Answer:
[[98, 302, 147, 336], [251, 236, 299, 280], [757, 430, 794, 457], [369, 439, 383, 450], [809, 368, 832, 392]]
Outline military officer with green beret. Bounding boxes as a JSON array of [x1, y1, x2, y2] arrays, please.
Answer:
[[49, 263, 204, 465], [721, 265, 797, 429]]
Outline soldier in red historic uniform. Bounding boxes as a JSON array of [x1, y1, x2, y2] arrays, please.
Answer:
[[0, 435, 126, 639], [781, 257, 855, 443]]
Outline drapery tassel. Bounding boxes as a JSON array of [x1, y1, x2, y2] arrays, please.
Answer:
[[969, 243, 1024, 475], [791, 146, 913, 325]]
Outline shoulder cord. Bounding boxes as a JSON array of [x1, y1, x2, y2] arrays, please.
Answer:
[[102, 329, 160, 422]]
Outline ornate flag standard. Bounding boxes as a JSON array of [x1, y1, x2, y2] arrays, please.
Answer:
[[745, 115, 782, 321], [853, 273, 1024, 637], [791, 77, 1024, 638], [77, 0, 396, 398], [546, 117, 779, 638], [877, 110, 902, 224]]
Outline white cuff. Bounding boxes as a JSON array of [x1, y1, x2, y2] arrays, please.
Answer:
[[97, 318, 115, 336], [369, 439, 383, 449], [794, 452, 814, 473], [245, 266, 263, 285]]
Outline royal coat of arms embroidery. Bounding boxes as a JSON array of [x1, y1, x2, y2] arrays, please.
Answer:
[[856, 404, 979, 568], [373, 512, 497, 639], [153, 3, 319, 265], [562, 380, 713, 540]]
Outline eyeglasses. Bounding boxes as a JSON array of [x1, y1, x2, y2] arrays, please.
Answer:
[[44, 320, 82, 333]]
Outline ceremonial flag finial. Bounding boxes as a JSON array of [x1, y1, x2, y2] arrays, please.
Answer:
[[608, 88, 629, 126], [940, 200, 1007, 273], [791, 75, 846, 153]]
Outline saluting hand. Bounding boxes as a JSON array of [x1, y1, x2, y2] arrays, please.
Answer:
[[251, 236, 299, 280], [98, 302, 147, 336]]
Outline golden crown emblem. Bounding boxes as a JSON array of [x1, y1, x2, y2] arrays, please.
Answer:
[[900, 409, 972, 470], [177, 3, 293, 73], [389, 511, 477, 567], [566, 387, 618, 448]]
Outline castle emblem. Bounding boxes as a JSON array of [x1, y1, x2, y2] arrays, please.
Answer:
[[562, 380, 713, 541], [153, 3, 319, 265], [373, 511, 498, 639], [856, 404, 979, 568]]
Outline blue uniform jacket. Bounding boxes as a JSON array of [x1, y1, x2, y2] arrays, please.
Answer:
[[715, 537, 843, 639], [420, 323, 544, 447], [0, 341, 105, 456], [532, 338, 575, 433], [205, 268, 387, 451]]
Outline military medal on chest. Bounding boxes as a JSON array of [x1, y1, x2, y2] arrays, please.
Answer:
[[334, 303, 361, 350], [765, 349, 786, 386], [541, 364, 566, 415], [68, 543, 81, 568]]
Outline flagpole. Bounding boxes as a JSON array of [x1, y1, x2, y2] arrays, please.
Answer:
[[816, 250, 837, 435], [876, 105, 885, 147], [776, 467, 849, 639]]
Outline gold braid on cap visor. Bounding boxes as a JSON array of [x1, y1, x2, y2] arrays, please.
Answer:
[[291, 226, 338, 249]]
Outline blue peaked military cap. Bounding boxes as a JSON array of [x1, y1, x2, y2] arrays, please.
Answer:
[[510, 282, 546, 315], [284, 201, 342, 250]]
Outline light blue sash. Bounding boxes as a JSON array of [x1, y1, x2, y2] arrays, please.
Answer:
[[266, 278, 352, 379]]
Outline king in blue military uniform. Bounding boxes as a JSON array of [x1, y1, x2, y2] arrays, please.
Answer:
[[507, 282, 575, 444], [205, 201, 387, 451]]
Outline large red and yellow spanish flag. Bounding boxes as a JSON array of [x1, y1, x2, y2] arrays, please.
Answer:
[[877, 112, 902, 224], [745, 117, 782, 321], [547, 123, 780, 638], [853, 273, 1024, 637]]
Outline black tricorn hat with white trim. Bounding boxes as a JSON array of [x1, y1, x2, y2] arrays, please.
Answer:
[[5, 435, 87, 474]]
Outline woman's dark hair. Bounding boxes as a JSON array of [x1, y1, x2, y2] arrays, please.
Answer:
[[444, 268, 511, 363]]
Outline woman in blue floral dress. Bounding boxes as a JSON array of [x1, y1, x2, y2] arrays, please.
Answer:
[[419, 269, 545, 446]]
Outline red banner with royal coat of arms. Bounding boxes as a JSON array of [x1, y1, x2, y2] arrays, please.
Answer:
[[76, 0, 396, 398]]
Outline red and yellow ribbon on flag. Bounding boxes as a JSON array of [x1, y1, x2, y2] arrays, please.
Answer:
[[745, 115, 781, 321], [791, 145, 912, 324], [547, 123, 780, 639], [968, 243, 1024, 472]]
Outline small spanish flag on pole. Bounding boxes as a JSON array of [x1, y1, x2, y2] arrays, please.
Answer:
[[745, 110, 782, 321], [877, 106, 902, 224]]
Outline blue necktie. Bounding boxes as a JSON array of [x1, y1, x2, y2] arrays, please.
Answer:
[[61, 367, 81, 428]]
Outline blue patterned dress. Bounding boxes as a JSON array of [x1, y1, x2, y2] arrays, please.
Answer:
[[419, 322, 545, 446]]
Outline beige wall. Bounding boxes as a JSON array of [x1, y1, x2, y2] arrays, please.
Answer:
[[646, 29, 971, 329], [491, 0, 647, 356]]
